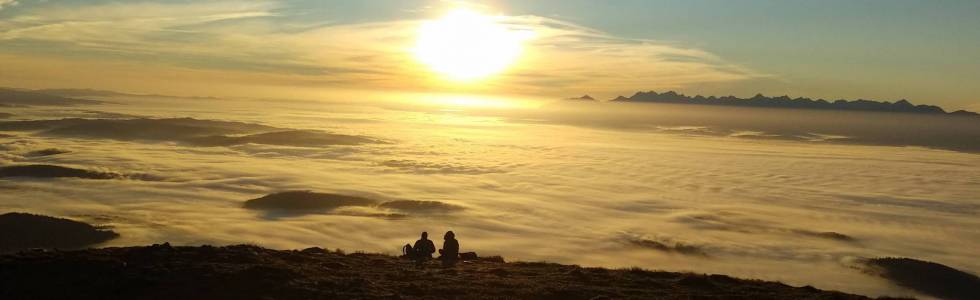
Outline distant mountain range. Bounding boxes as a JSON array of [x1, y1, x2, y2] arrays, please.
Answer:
[[36, 88, 220, 100], [0, 88, 103, 107], [602, 91, 978, 116]]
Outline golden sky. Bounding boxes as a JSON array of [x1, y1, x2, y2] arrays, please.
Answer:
[[0, 0, 978, 110]]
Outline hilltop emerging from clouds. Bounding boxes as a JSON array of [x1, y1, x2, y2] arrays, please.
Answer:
[[602, 91, 979, 116]]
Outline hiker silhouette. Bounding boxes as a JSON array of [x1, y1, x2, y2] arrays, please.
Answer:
[[439, 231, 459, 266], [411, 232, 435, 266]]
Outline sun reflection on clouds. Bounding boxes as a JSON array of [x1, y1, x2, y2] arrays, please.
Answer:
[[431, 96, 513, 108]]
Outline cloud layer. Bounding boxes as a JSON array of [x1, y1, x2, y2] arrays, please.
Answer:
[[1, 95, 976, 299]]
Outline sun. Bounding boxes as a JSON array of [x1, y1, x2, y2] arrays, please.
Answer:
[[414, 9, 532, 82]]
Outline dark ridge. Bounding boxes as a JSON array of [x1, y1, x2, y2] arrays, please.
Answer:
[[790, 230, 856, 242], [608, 90, 976, 116], [43, 118, 273, 138], [71, 110, 140, 119], [0, 112, 12, 119], [244, 191, 378, 212], [0, 164, 120, 180], [186, 130, 379, 147], [0, 244, 877, 299], [0, 88, 103, 107], [37, 88, 220, 100], [24, 148, 71, 157], [565, 95, 596, 101], [377, 200, 464, 214], [0, 118, 381, 148], [0, 117, 273, 136], [0, 213, 118, 253], [36, 88, 130, 98], [863, 257, 979, 300], [625, 237, 709, 257]]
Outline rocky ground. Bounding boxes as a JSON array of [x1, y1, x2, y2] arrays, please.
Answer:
[[0, 244, 903, 300]]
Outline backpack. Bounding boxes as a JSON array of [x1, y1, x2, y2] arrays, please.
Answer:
[[402, 244, 415, 258]]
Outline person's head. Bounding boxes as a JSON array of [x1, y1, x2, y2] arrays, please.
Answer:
[[420, 232, 428, 239], [444, 231, 455, 240]]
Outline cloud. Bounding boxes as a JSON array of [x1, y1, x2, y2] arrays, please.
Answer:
[[0, 88, 103, 107], [516, 102, 980, 153], [620, 233, 709, 257], [967, 102, 980, 112], [188, 130, 381, 147], [1, 98, 976, 298], [499, 16, 763, 94], [377, 200, 464, 214], [0, 1, 760, 97], [0, 1, 277, 43], [380, 159, 502, 174], [670, 212, 858, 243], [0, 164, 158, 180], [0, 118, 383, 148], [0, 0, 16, 11], [836, 194, 979, 215]]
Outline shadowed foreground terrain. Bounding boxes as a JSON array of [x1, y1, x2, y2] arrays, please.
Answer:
[[0, 244, 892, 300]]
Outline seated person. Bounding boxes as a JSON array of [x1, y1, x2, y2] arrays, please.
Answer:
[[412, 232, 435, 266], [438, 231, 460, 266]]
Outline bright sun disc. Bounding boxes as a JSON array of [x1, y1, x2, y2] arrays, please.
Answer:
[[414, 9, 532, 81]]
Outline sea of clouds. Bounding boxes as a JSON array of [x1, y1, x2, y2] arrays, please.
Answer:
[[1, 95, 977, 298]]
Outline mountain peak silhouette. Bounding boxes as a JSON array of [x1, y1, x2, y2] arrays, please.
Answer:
[[565, 95, 597, 101], [608, 90, 975, 116]]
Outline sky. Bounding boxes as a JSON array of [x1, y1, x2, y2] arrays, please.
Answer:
[[1, 2, 979, 297], [1, 0, 978, 110]]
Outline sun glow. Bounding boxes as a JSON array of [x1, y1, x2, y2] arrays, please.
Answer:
[[414, 9, 533, 82]]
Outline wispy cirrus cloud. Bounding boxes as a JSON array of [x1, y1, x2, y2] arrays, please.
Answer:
[[0, 1, 281, 61], [0, 0, 16, 11], [0, 0, 762, 98]]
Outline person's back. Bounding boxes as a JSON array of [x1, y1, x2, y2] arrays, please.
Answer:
[[412, 232, 435, 259]]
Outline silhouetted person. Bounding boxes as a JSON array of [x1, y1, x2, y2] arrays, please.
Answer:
[[412, 231, 435, 267], [439, 231, 459, 267]]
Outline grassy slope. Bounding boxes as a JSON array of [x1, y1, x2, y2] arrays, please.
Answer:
[[0, 244, 887, 300]]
